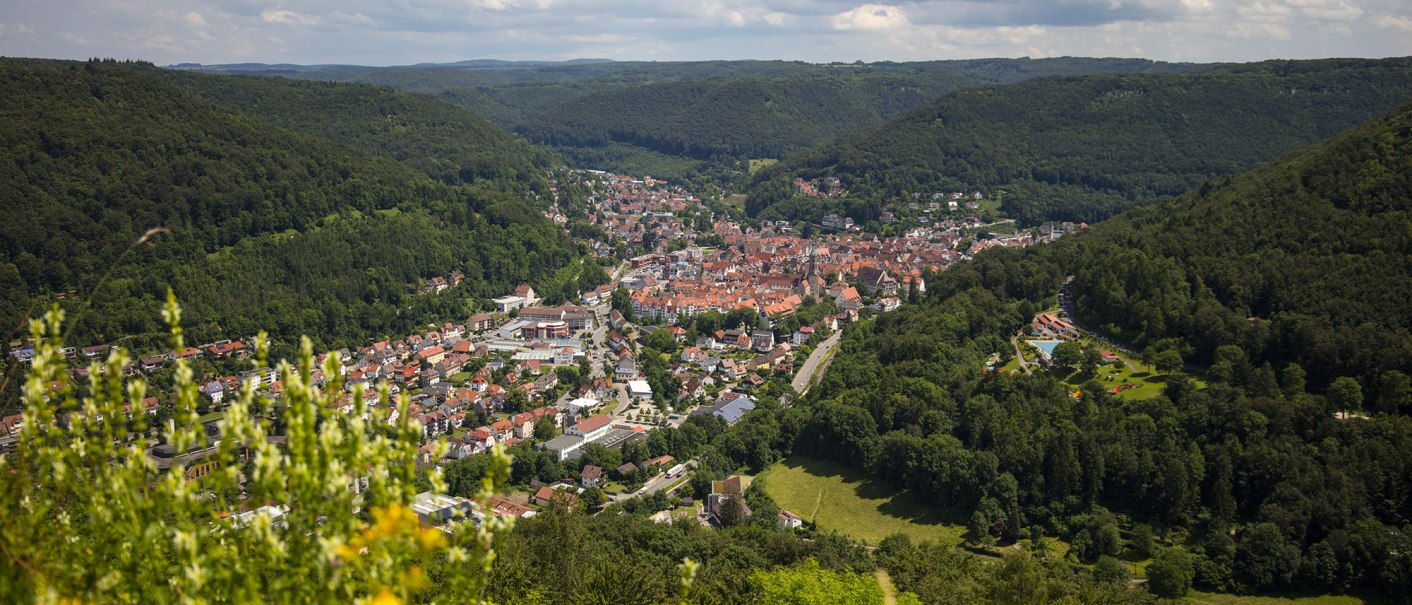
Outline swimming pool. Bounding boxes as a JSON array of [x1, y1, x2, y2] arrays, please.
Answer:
[[1028, 340, 1062, 359]]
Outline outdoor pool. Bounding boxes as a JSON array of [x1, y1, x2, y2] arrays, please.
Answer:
[[1028, 339, 1062, 359]]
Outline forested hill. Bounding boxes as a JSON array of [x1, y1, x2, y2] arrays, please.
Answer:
[[795, 100, 1412, 601], [287, 57, 1208, 183], [515, 73, 971, 163], [1062, 98, 1412, 388], [0, 58, 599, 353], [152, 68, 554, 189], [745, 57, 1412, 226]]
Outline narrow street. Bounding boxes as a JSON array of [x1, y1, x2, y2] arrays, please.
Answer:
[[1010, 336, 1033, 374]]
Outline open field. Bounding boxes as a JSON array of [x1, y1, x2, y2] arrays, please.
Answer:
[[748, 158, 779, 174], [757, 456, 968, 546], [1186, 591, 1378, 605]]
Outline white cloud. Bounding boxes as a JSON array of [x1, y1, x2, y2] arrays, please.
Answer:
[[1288, 0, 1364, 21], [329, 12, 375, 26], [1374, 14, 1412, 31], [1229, 21, 1293, 39], [831, 4, 908, 31], [260, 9, 319, 26], [0, 0, 1407, 66], [0, 21, 37, 34]]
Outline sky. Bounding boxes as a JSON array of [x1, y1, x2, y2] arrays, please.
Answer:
[[1, 0, 1410, 66]]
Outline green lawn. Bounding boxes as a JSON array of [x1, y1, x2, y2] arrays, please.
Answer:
[[1046, 337, 1185, 400], [603, 482, 627, 493], [1185, 591, 1376, 605], [758, 456, 968, 546]]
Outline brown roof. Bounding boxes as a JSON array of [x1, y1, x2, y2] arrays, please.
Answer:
[[712, 476, 743, 496], [574, 414, 613, 434]]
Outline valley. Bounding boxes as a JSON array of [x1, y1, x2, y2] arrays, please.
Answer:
[[3, 52, 1411, 605]]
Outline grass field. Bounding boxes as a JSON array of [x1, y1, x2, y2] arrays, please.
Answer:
[[757, 456, 968, 546], [748, 158, 779, 174], [1185, 591, 1376, 605], [1058, 359, 1169, 400]]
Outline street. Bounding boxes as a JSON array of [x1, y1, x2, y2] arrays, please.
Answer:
[[609, 460, 696, 502], [789, 330, 841, 400]]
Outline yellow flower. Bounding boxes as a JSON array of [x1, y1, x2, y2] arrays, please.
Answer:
[[369, 588, 402, 605], [416, 527, 447, 551], [337, 542, 361, 562], [406, 565, 427, 590], [370, 504, 413, 538]]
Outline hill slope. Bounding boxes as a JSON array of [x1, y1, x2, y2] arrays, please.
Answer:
[[153, 69, 554, 188], [745, 57, 1412, 225], [1065, 97, 1412, 386], [0, 59, 595, 351], [795, 100, 1412, 601], [289, 58, 1208, 181]]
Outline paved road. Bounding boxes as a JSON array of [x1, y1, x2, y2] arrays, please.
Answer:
[[1010, 336, 1033, 374], [609, 461, 696, 502], [790, 330, 842, 399]]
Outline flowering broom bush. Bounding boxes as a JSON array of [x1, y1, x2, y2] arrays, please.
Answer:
[[0, 293, 513, 604]]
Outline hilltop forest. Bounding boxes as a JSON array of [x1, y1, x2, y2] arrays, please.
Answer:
[[745, 57, 1412, 226], [272, 57, 1207, 184], [0, 59, 605, 355]]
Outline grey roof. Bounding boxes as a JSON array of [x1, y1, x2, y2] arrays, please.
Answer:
[[713, 396, 756, 425], [542, 435, 583, 451]]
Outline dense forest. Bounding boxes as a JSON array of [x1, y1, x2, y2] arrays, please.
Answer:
[[0, 59, 602, 354], [1061, 98, 1412, 387], [153, 68, 556, 188], [271, 57, 1207, 182], [762, 101, 1412, 599], [745, 57, 1412, 226]]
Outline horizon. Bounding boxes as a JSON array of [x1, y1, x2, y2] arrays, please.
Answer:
[[3, 1, 1411, 66]]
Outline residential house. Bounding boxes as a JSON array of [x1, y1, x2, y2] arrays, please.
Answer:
[[201, 381, 224, 406], [707, 476, 752, 525], [579, 465, 604, 488], [533, 485, 579, 508], [614, 357, 637, 382], [615, 462, 639, 479], [642, 455, 675, 469]]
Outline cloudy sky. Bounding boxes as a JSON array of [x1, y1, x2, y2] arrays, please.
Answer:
[[1, 0, 1409, 66]]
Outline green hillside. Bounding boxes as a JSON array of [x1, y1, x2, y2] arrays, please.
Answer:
[[745, 57, 1412, 225], [154, 68, 554, 188], [517, 73, 969, 162], [1063, 98, 1412, 386], [288, 57, 1207, 181], [0, 59, 597, 352], [787, 100, 1412, 601]]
